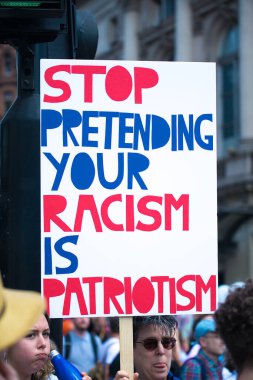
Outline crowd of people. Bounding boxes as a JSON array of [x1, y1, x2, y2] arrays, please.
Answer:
[[1, 272, 253, 380]]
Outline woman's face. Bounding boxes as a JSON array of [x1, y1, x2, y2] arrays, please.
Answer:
[[134, 325, 174, 380], [7, 314, 50, 378]]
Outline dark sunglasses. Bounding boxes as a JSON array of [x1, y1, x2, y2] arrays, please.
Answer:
[[136, 337, 176, 351]]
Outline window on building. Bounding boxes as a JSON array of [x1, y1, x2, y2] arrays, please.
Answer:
[[4, 51, 12, 76], [4, 91, 13, 112], [108, 16, 119, 46], [219, 25, 239, 152], [157, 0, 175, 22]]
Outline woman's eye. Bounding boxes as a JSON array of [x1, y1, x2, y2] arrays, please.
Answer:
[[43, 332, 50, 338], [25, 333, 35, 339]]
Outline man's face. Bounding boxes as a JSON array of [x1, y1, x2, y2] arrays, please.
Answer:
[[200, 331, 225, 358], [72, 318, 90, 332], [134, 325, 174, 380], [92, 317, 107, 335]]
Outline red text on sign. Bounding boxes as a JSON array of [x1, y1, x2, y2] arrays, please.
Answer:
[[43, 193, 189, 232], [43, 274, 216, 315], [43, 65, 159, 104]]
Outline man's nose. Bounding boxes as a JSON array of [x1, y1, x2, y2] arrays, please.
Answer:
[[156, 341, 165, 354]]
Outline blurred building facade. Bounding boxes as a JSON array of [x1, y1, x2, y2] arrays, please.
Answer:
[[1, 0, 253, 283], [0, 44, 16, 119], [77, 0, 253, 284]]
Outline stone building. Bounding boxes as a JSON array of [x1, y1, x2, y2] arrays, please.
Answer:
[[0, 44, 16, 120], [77, 0, 253, 283], [1, 0, 253, 283]]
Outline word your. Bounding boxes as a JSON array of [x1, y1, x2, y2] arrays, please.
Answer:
[[43, 65, 159, 104], [43, 193, 189, 232], [43, 274, 216, 315], [44, 152, 149, 190]]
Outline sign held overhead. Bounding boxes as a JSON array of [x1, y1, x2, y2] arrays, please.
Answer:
[[40, 60, 217, 317]]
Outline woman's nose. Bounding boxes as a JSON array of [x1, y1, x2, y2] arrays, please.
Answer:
[[37, 334, 47, 348]]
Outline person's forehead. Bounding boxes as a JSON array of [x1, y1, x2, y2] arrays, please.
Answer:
[[137, 324, 169, 339], [74, 317, 89, 323], [205, 331, 219, 337], [32, 314, 49, 330]]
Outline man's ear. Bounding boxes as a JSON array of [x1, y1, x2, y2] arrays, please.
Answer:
[[199, 336, 207, 348]]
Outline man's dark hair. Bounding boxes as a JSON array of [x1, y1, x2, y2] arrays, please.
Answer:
[[215, 279, 253, 373], [133, 315, 178, 346]]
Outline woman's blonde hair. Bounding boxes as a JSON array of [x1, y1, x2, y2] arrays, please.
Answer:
[[33, 357, 54, 380]]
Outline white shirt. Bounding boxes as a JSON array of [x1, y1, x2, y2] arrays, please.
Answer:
[[100, 337, 120, 365]]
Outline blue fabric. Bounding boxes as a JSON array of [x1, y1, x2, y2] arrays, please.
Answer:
[[168, 371, 180, 379], [62, 331, 102, 373], [194, 319, 216, 342]]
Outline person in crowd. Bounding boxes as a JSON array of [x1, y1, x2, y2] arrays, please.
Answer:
[[184, 314, 214, 361], [0, 272, 92, 380], [101, 317, 120, 380], [3, 312, 92, 380], [63, 317, 102, 374], [114, 315, 179, 380], [170, 327, 187, 376], [90, 318, 109, 343], [4, 313, 55, 380], [180, 319, 225, 379], [175, 315, 194, 356], [215, 279, 253, 380], [0, 273, 44, 380], [0, 274, 44, 352]]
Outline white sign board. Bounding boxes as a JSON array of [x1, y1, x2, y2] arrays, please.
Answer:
[[40, 60, 217, 317]]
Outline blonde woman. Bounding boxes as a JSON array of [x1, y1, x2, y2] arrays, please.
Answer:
[[4, 313, 92, 380]]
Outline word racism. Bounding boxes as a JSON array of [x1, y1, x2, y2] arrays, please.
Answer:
[[43, 194, 189, 233], [44, 274, 217, 316]]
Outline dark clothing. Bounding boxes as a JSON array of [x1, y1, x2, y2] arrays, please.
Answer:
[[180, 349, 223, 380], [168, 371, 180, 379], [109, 352, 120, 378]]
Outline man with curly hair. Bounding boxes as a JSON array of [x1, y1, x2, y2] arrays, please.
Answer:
[[215, 279, 253, 380]]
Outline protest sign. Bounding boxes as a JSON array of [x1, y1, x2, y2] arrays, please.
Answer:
[[40, 60, 217, 317]]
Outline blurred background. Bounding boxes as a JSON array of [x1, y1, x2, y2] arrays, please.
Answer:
[[0, 0, 252, 285]]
